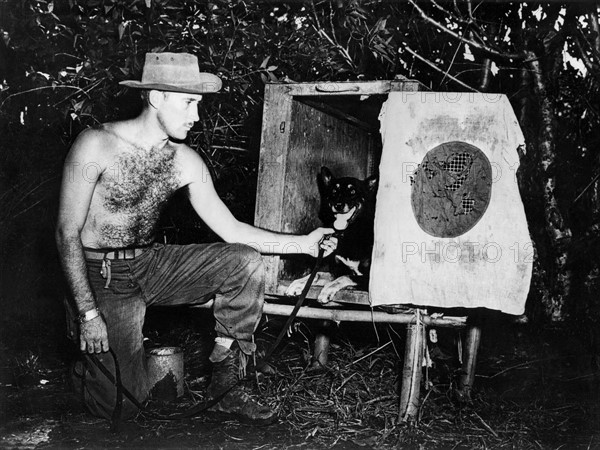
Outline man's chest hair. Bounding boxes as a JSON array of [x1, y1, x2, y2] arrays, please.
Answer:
[[101, 142, 181, 214]]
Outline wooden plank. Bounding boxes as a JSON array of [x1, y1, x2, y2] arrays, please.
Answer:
[[270, 80, 422, 96], [275, 281, 369, 305], [299, 98, 376, 133], [284, 100, 372, 233], [254, 85, 294, 293]]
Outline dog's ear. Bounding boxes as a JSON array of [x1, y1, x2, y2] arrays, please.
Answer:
[[366, 175, 378, 192], [320, 166, 333, 188]]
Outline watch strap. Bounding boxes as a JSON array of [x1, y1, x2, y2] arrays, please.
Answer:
[[77, 308, 100, 324]]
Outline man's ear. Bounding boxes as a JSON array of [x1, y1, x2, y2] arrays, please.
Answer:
[[148, 90, 164, 109]]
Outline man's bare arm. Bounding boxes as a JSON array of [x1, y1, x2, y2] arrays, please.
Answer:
[[182, 148, 336, 256], [56, 129, 109, 353]]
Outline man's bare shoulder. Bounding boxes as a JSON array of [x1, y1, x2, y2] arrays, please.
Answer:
[[176, 144, 212, 186], [102, 120, 136, 139], [67, 123, 123, 165], [76, 122, 123, 143]]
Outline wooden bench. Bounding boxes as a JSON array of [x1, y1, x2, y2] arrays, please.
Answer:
[[194, 288, 479, 423]]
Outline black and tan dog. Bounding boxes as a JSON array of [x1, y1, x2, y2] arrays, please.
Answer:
[[286, 166, 378, 303]]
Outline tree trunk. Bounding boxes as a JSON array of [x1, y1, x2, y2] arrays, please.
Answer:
[[525, 50, 573, 320]]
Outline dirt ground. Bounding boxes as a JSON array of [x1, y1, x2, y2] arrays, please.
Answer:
[[1, 305, 599, 450]]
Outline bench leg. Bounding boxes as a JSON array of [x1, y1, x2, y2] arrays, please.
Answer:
[[312, 320, 333, 368], [398, 313, 426, 424], [455, 323, 482, 403]]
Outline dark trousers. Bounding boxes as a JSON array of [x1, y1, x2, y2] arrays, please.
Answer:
[[66, 242, 265, 419]]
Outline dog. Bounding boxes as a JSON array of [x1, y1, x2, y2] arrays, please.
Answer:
[[285, 166, 378, 303]]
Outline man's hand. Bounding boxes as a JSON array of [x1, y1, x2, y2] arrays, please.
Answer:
[[80, 316, 109, 354], [305, 227, 338, 258]]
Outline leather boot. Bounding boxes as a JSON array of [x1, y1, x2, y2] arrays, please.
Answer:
[[207, 342, 277, 426]]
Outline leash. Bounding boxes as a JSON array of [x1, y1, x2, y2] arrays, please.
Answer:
[[85, 245, 328, 429], [87, 349, 230, 429], [258, 247, 325, 365]]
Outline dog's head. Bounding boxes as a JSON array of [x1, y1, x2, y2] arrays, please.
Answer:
[[318, 166, 378, 232]]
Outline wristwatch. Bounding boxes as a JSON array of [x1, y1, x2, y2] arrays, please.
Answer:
[[77, 307, 100, 324]]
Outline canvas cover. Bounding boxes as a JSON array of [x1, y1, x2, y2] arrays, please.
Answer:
[[370, 92, 532, 315]]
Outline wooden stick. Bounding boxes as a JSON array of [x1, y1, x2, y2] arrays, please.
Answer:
[[457, 324, 482, 402], [192, 301, 467, 327], [404, 45, 479, 92], [346, 341, 392, 367], [398, 311, 425, 424], [473, 412, 499, 438]]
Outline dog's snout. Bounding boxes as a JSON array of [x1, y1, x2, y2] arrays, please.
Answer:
[[331, 202, 350, 214]]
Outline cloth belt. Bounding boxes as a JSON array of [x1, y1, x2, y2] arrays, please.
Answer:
[[83, 247, 148, 260]]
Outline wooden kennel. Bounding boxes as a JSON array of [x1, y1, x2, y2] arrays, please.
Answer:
[[252, 80, 479, 423]]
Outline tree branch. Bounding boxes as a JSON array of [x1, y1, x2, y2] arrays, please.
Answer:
[[443, 40, 462, 86], [404, 45, 479, 92], [0, 85, 83, 112], [430, 0, 460, 24], [588, 9, 600, 56], [574, 34, 598, 74], [407, 0, 525, 61], [479, 58, 492, 91], [310, 1, 356, 70], [431, 0, 489, 51]]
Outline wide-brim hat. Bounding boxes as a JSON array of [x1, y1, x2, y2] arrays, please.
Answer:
[[119, 52, 222, 94]]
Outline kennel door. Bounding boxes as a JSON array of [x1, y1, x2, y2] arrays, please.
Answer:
[[370, 93, 532, 315]]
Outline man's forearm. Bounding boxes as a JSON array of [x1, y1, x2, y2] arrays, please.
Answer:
[[229, 222, 315, 255], [56, 230, 97, 314]]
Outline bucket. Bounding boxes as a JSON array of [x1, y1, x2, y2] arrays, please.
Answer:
[[146, 346, 184, 401]]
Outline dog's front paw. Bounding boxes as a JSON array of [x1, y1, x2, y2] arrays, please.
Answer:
[[285, 272, 332, 297], [285, 275, 311, 296], [317, 276, 357, 304]]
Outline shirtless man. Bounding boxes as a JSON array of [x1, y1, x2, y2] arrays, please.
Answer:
[[56, 53, 336, 424]]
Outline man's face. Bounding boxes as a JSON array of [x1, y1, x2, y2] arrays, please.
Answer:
[[156, 91, 202, 140]]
